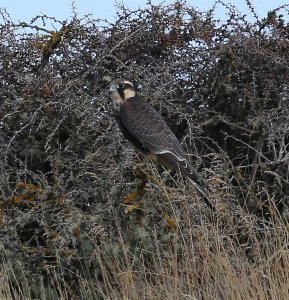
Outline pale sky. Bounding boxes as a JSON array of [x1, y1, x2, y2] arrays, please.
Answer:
[[0, 0, 288, 26]]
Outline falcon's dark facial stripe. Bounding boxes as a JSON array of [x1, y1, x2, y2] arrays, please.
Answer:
[[117, 82, 135, 100], [109, 79, 135, 103], [109, 78, 215, 211]]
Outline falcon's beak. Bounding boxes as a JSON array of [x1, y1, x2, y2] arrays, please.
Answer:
[[109, 85, 117, 95]]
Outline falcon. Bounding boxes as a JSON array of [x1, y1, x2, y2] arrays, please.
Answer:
[[109, 78, 215, 211]]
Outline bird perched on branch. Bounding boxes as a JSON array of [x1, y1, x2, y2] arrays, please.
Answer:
[[109, 78, 215, 211]]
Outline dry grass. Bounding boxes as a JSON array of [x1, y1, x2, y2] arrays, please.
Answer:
[[1, 180, 289, 300]]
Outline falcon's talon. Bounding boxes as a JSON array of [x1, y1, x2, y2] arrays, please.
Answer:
[[109, 78, 216, 211]]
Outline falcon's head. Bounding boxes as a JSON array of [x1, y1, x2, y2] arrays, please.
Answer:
[[109, 79, 135, 106]]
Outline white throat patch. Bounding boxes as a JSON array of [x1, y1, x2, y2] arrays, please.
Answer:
[[123, 89, 135, 100]]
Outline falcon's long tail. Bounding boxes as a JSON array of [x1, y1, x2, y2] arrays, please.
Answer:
[[187, 177, 215, 211], [157, 152, 215, 211], [178, 160, 216, 211]]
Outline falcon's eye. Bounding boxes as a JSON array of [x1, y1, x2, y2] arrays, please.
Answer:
[[118, 83, 124, 89]]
